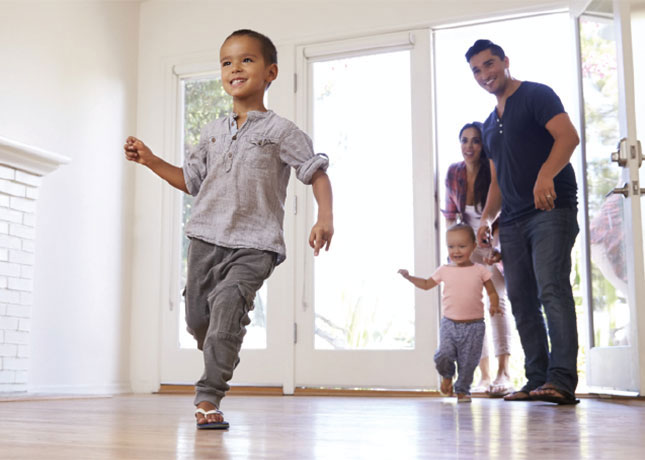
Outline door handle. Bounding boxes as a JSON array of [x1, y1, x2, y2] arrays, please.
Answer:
[[610, 139, 628, 167], [610, 139, 642, 167], [606, 184, 629, 198], [605, 181, 645, 198]]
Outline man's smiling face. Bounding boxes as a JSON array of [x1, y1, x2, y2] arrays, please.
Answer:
[[469, 48, 509, 96]]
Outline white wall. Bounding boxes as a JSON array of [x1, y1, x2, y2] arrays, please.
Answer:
[[0, 1, 140, 393]]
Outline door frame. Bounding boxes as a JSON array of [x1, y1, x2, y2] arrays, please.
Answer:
[[575, 0, 645, 394], [293, 30, 440, 389]]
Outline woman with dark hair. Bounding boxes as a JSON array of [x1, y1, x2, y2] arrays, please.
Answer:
[[443, 122, 514, 397]]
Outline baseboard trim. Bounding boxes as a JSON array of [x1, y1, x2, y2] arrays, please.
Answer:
[[158, 384, 441, 397], [158, 384, 285, 396], [294, 387, 440, 397], [157, 384, 630, 399]]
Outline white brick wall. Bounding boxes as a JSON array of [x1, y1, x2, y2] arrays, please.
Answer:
[[0, 166, 40, 392]]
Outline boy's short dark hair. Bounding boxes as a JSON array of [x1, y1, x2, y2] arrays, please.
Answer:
[[226, 29, 278, 65], [465, 39, 505, 62], [447, 222, 476, 243]]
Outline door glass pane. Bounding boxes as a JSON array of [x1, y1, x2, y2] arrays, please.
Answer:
[[311, 50, 415, 350], [178, 76, 267, 349], [580, 14, 630, 347]]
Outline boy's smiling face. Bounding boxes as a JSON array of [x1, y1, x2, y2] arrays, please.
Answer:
[[220, 35, 278, 104]]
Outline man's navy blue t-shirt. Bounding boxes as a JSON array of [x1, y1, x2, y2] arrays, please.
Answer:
[[482, 81, 578, 224]]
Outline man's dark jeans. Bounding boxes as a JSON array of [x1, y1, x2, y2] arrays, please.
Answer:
[[499, 208, 579, 394]]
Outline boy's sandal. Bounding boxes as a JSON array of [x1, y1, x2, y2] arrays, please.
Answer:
[[195, 408, 230, 430], [440, 377, 454, 396], [529, 384, 580, 405]]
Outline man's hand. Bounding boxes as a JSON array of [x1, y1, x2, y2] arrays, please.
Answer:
[[477, 224, 492, 248], [535, 112, 580, 211], [309, 218, 333, 256], [533, 171, 556, 211]]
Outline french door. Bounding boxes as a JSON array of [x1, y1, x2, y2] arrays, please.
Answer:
[[576, 0, 645, 393], [293, 31, 439, 388], [160, 69, 291, 386], [159, 32, 438, 390]]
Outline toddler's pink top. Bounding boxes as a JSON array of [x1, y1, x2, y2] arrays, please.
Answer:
[[431, 264, 492, 321]]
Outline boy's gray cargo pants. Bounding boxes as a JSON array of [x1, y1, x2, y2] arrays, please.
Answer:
[[184, 238, 276, 408]]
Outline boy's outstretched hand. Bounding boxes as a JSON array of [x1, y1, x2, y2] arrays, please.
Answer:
[[124, 136, 155, 166], [309, 218, 333, 256]]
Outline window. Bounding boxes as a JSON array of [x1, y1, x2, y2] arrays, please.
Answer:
[[177, 75, 268, 349]]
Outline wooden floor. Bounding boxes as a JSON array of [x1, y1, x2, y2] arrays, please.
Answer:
[[1, 394, 644, 459]]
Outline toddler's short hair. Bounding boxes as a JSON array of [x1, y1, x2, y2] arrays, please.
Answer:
[[446, 222, 476, 243], [226, 29, 278, 65]]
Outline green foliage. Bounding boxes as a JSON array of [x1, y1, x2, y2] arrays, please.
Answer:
[[315, 286, 414, 350], [183, 78, 232, 148]]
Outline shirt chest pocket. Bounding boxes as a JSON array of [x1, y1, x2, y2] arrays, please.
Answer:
[[205, 134, 228, 169], [246, 137, 279, 168]]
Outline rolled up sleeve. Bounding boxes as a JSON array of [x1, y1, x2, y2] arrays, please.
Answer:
[[183, 135, 208, 196], [279, 128, 329, 184]]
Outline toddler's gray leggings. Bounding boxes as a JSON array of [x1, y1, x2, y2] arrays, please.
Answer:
[[434, 317, 485, 395]]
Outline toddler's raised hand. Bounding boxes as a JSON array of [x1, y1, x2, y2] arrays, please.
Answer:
[[398, 269, 410, 279]]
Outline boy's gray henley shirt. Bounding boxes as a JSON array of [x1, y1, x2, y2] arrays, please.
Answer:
[[183, 110, 328, 265]]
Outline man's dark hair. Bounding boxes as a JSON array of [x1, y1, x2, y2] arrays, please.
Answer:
[[226, 29, 278, 65], [465, 39, 505, 62]]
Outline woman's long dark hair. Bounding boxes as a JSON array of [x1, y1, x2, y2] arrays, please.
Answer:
[[459, 122, 491, 213]]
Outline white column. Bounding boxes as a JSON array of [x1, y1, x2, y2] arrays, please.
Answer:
[[0, 136, 69, 393]]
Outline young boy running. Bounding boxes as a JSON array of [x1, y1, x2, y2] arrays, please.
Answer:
[[399, 223, 500, 402], [124, 29, 333, 429]]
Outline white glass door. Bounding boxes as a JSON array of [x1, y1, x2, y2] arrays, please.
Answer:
[[294, 31, 438, 388], [577, 0, 645, 393], [160, 72, 288, 386]]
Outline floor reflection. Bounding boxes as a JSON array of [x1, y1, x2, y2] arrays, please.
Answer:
[[2, 394, 645, 459]]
